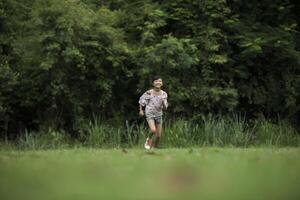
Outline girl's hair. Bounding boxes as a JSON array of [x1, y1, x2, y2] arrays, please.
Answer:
[[152, 76, 162, 83]]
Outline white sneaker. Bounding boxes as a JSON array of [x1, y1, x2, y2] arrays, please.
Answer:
[[144, 138, 152, 150]]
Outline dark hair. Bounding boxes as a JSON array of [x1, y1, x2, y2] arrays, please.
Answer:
[[152, 76, 162, 83]]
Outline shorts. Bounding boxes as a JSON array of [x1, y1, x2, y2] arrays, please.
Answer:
[[146, 115, 163, 124]]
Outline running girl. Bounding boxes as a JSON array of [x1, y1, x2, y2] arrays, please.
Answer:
[[138, 76, 168, 149]]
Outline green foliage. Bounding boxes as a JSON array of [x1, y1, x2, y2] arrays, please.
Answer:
[[6, 116, 299, 150], [17, 128, 70, 150], [83, 119, 122, 148], [0, 0, 299, 140], [255, 119, 299, 146]]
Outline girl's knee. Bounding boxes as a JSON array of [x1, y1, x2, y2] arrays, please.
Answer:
[[150, 128, 156, 133]]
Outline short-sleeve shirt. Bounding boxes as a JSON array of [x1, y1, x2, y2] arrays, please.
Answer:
[[139, 89, 168, 118]]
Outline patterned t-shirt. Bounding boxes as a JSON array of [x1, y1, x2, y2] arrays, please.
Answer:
[[139, 89, 168, 118]]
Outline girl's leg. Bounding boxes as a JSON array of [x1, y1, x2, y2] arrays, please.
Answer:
[[154, 123, 162, 147], [147, 119, 156, 139]]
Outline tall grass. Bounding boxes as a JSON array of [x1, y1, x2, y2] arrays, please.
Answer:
[[3, 115, 299, 150], [16, 128, 70, 150], [163, 115, 254, 147], [79, 116, 149, 148], [255, 119, 299, 146], [163, 116, 299, 147], [81, 117, 122, 148]]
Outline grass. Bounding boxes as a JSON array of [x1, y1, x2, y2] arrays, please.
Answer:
[[9, 116, 299, 150], [0, 148, 300, 200]]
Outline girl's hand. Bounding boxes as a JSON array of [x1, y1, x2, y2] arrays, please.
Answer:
[[160, 104, 163, 111], [139, 110, 144, 116], [161, 97, 168, 110]]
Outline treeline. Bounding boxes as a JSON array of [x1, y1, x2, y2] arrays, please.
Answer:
[[0, 0, 299, 139]]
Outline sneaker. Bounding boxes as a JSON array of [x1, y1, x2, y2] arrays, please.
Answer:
[[144, 138, 152, 150]]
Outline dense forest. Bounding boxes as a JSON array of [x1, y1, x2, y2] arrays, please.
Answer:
[[0, 0, 299, 140]]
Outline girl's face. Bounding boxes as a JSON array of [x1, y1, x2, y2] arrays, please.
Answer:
[[153, 78, 163, 89]]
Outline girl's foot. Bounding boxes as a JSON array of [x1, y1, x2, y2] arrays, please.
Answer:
[[144, 138, 152, 150]]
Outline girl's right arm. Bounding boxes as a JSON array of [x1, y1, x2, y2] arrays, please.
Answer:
[[139, 104, 144, 116], [138, 90, 151, 116], [138, 90, 151, 106]]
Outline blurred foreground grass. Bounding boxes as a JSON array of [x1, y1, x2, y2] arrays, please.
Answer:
[[0, 148, 300, 200]]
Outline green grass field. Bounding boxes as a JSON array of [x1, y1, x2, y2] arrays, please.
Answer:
[[0, 148, 300, 200]]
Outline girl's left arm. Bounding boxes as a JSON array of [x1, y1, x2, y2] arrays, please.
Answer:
[[162, 92, 168, 110]]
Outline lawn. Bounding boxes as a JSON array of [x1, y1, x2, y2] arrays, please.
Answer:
[[0, 148, 299, 200]]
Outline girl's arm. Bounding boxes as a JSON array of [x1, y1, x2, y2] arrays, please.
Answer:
[[139, 104, 144, 116], [138, 90, 151, 106], [139, 104, 144, 112], [138, 90, 150, 116], [162, 99, 168, 110], [161, 92, 168, 110]]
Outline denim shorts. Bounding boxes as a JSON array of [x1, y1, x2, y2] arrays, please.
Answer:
[[146, 115, 163, 124]]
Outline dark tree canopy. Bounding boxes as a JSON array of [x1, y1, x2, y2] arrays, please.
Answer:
[[0, 0, 299, 138]]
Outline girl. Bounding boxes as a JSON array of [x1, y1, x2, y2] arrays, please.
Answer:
[[138, 76, 168, 149]]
